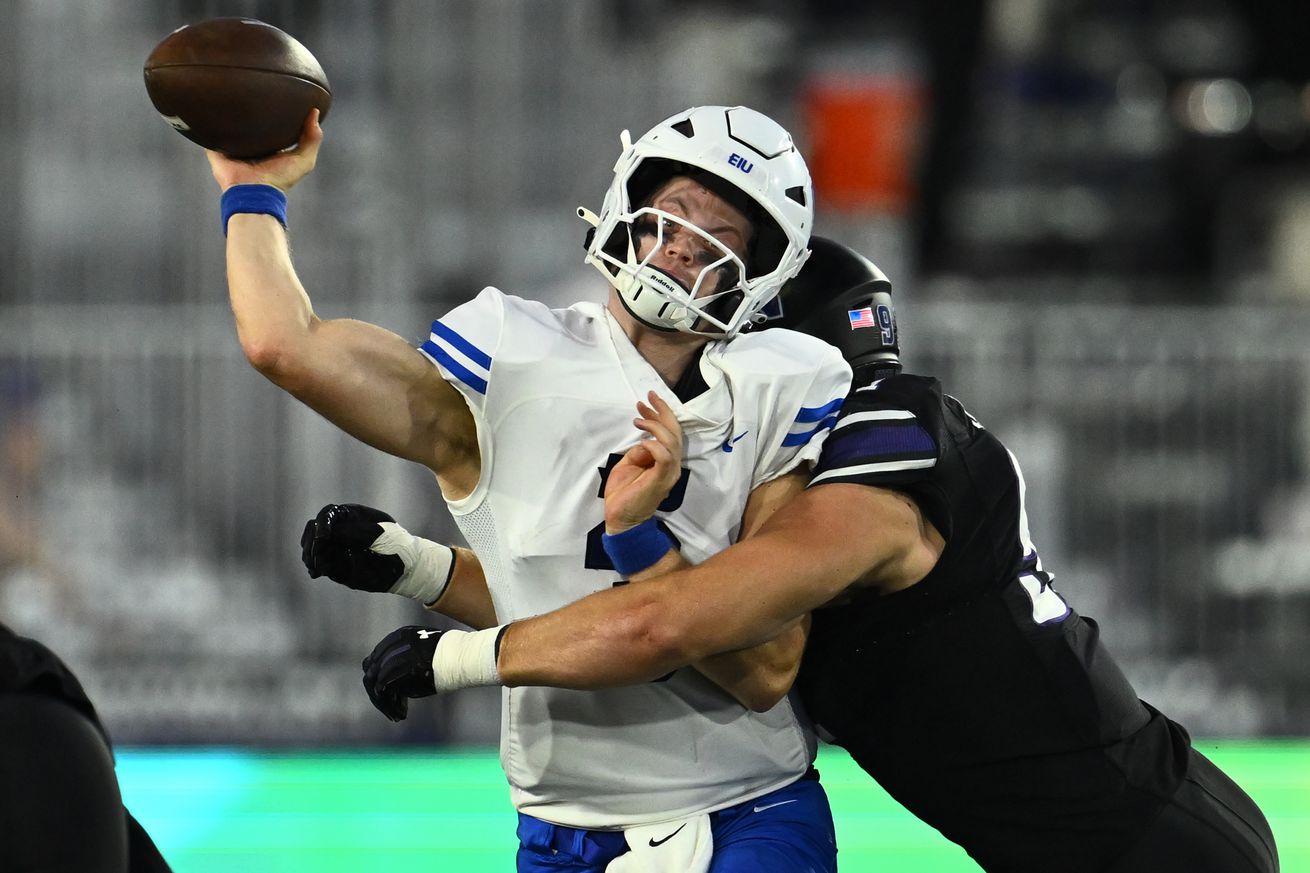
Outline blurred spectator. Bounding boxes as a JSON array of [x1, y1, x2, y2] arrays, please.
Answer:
[[0, 372, 66, 591]]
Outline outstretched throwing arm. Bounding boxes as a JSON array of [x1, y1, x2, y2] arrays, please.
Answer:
[[207, 110, 478, 491]]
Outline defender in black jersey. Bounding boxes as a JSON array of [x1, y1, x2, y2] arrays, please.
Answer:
[[0, 622, 172, 872], [332, 238, 1278, 872], [796, 372, 1271, 872], [782, 240, 1278, 872]]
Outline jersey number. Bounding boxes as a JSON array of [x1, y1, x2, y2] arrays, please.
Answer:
[[584, 452, 690, 571], [1009, 449, 1071, 625], [1019, 573, 1069, 624]]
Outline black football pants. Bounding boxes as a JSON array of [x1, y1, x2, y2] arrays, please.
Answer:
[[1107, 747, 1279, 873]]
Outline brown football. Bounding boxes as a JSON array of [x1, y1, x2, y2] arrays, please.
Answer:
[[143, 17, 331, 159]]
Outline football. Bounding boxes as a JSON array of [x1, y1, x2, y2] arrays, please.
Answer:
[[143, 17, 331, 159]]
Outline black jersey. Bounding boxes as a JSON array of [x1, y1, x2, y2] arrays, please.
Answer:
[[0, 622, 108, 744], [796, 374, 1193, 873]]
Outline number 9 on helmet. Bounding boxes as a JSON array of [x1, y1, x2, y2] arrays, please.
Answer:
[[751, 236, 902, 386], [580, 106, 813, 338]]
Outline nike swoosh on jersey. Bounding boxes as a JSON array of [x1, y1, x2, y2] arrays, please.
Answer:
[[752, 798, 799, 813], [648, 822, 686, 847], [720, 431, 749, 452]]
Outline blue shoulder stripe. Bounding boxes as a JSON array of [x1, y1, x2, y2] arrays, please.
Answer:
[[430, 320, 492, 370], [795, 397, 844, 423], [782, 415, 839, 447], [420, 340, 488, 395]]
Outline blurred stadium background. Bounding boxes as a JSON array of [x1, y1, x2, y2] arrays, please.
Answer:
[[2, 0, 1309, 869]]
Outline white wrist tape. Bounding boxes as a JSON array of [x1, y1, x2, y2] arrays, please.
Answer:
[[372, 522, 456, 606], [431, 626, 504, 691]]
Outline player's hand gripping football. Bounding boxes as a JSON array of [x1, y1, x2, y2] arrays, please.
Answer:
[[361, 626, 445, 721], [300, 503, 404, 593], [207, 108, 323, 193], [604, 391, 684, 533]]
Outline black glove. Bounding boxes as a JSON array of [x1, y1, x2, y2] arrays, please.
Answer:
[[300, 503, 405, 593], [361, 626, 445, 721]]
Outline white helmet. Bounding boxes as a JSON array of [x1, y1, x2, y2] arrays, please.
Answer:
[[579, 105, 813, 338]]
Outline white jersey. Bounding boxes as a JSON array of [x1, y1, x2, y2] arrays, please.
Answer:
[[421, 287, 851, 828]]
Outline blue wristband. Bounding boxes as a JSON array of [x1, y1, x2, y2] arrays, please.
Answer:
[[602, 518, 673, 576], [221, 184, 288, 236]]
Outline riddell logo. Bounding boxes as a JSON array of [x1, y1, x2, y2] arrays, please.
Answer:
[[644, 270, 681, 295]]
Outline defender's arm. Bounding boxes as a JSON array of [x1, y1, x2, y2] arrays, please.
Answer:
[[598, 394, 810, 709], [300, 503, 497, 629], [428, 547, 497, 630], [687, 469, 812, 711], [497, 481, 942, 690]]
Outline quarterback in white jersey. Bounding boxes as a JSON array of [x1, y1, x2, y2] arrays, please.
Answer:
[[423, 286, 847, 823], [210, 103, 848, 870]]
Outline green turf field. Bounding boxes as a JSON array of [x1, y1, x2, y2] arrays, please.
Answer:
[[117, 742, 1308, 871]]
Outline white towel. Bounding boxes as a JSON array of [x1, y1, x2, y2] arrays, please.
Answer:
[[605, 814, 713, 873]]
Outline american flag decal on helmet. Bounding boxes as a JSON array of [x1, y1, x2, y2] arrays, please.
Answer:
[[848, 307, 876, 329]]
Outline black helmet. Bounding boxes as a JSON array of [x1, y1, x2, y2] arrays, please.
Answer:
[[752, 236, 901, 385]]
